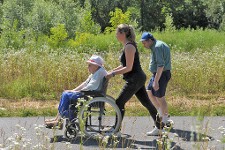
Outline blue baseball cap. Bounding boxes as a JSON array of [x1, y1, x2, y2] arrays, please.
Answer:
[[140, 32, 155, 41]]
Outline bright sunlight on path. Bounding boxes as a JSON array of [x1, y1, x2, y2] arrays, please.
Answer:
[[0, 116, 225, 150]]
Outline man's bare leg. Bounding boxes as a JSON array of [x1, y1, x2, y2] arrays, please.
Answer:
[[157, 96, 169, 123], [147, 90, 162, 117]]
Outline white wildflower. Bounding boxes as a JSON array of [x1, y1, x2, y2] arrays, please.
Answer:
[[13, 141, 20, 146], [38, 124, 45, 128], [66, 142, 72, 149], [102, 135, 110, 144], [173, 133, 179, 137], [162, 134, 167, 138], [23, 144, 28, 148], [15, 124, 20, 128], [218, 126, 223, 130], [36, 132, 41, 136], [7, 137, 14, 142], [20, 126, 26, 131], [113, 140, 119, 147], [202, 137, 210, 141], [209, 127, 215, 131], [45, 136, 51, 142]]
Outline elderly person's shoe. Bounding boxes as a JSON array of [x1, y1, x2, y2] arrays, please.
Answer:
[[45, 119, 63, 130]]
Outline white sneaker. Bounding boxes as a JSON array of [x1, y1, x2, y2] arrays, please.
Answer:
[[165, 119, 174, 128], [146, 127, 165, 136]]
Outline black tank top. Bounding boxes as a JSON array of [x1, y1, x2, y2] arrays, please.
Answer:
[[120, 42, 142, 79]]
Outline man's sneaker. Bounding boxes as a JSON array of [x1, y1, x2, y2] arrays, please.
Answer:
[[165, 119, 174, 128], [146, 127, 165, 136]]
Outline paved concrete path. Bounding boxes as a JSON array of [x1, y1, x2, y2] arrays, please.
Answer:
[[0, 116, 225, 149]]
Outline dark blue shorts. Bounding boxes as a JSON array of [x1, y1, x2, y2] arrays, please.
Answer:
[[147, 70, 171, 98]]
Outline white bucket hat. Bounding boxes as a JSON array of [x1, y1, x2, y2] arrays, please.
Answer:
[[86, 55, 104, 67]]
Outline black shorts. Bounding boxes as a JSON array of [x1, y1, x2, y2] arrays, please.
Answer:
[[147, 70, 171, 98]]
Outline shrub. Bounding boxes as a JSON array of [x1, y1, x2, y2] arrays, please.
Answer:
[[48, 24, 68, 48], [105, 8, 131, 33]]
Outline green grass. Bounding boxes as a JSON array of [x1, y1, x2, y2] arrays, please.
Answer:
[[169, 105, 225, 116]]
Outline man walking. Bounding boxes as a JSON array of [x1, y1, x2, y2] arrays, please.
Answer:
[[140, 32, 172, 136]]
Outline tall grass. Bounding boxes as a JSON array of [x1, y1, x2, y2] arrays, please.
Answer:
[[0, 48, 90, 99], [170, 46, 225, 95], [0, 47, 224, 99], [146, 29, 225, 52]]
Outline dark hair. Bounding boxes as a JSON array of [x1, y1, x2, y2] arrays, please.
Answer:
[[117, 24, 136, 43]]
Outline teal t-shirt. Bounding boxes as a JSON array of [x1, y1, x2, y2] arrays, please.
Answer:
[[149, 40, 171, 73]]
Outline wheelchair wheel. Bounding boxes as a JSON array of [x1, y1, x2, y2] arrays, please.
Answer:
[[64, 125, 78, 141], [79, 97, 122, 137]]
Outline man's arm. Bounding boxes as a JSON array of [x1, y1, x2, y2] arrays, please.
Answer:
[[153, 66, 164, 91], [153, 46, 165, 90]]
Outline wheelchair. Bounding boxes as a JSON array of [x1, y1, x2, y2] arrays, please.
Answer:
[[63, 78, 122, 141]]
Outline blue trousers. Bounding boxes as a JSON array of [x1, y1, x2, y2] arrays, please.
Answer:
[[58, 91, 82, 120]]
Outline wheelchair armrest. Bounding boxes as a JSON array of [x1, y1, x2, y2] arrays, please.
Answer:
[[80, 77, 108, 98], [80, 90, 106, 97]]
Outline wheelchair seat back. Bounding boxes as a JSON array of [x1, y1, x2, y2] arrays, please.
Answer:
[[80, 77, 108, 97]]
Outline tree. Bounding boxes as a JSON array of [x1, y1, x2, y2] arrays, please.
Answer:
[[90, 0, 117, 32], [140, 0, 166, 31], [48, 24, 68, 48], [204, 0, 225, 29], [105, 8, 131, 33], [77, 9, 101, 34], [164, 0, 208, 29], [0, 0, 34, 30], [90, 0, 139, 32]]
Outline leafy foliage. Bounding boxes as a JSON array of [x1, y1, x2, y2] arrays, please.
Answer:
[[140, 0, 166, 31], [0, 20, 25, 49], [48, 24, 68, 48], [55, 0, 80, 38], [168, 0, 208, 29], [164, 13, 176, 32], [105, 8, 131, 33], [0, 0, 33, 30], [77, 9, 101, 34], [204, 0, 225, 29]]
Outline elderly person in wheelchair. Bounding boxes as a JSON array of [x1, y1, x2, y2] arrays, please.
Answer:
[[45, 55, 107, 129]]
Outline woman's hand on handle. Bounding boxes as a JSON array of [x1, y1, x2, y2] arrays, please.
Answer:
[[105, 72, 114, 79]]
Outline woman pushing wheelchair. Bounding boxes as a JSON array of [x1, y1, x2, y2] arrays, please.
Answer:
[[45, 55, 107, 129], [106, 24, 163, 135]]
